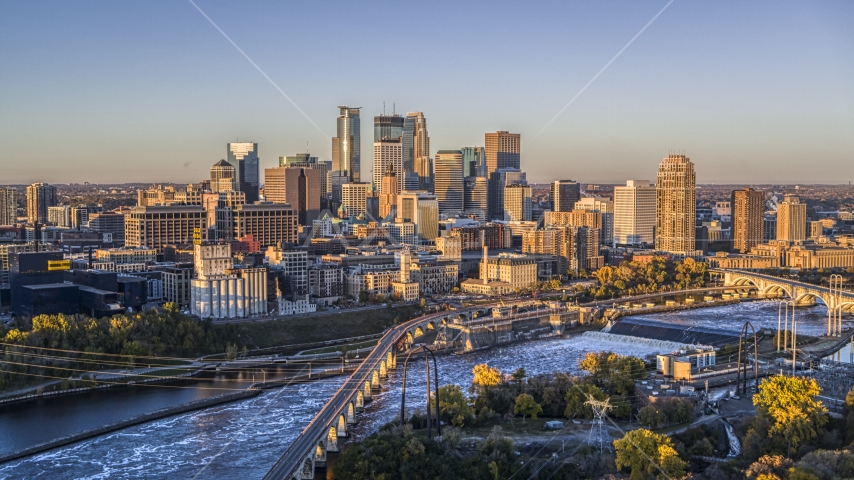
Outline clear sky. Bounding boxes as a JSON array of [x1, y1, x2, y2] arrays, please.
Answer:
[[1, 1, 852, 185]]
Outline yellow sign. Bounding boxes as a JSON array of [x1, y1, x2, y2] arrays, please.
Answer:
[[193, 228, 202, 245], [47, 260, 71, 271]]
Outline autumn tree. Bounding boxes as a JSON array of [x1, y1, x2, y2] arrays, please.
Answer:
[[434, 384, 474, 427], [514, 393, 542, 422], [753, 376, 828, 457], [614, 428, 688, 480], [471, 363, 502, 394]]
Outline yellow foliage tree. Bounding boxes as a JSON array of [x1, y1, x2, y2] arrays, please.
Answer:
[[614, 428, 687, 480], [472, 363, 502, 388], [753, 376, 828, 456]]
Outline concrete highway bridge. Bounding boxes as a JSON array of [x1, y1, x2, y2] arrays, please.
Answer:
[[262, 301, 581, 479], [717, 269, 854, 334]]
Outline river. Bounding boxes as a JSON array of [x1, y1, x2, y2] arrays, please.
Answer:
[[0, 300, 845, 479]]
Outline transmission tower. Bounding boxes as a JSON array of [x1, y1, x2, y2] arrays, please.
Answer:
[[585, 395, 613, 452]]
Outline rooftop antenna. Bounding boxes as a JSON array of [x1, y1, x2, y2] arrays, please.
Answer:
[[393, 102, 396, 115], [306, 141, 309, 153], [383, 101, 386, 115]]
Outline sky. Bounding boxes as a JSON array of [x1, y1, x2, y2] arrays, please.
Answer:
[[0, 0, 852, 185]]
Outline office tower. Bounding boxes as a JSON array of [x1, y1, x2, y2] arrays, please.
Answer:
[[226, 142, 260, 203], [402, 112, 430, 189], [731, 188, 766, 253], [777, 194, 807, 243], [48, 205, 72, 227], [332, 106, 361, 182], [229, 203, 298, 247], [575, 197, 615, 246], [341, 183, 370, 218], [463, 176, 488, 220], [485, 131, 521, 175], [374, 113, 404, 142], [504, 184, 532, 221], [614, 180, 656, 246], [0, 187, 16, 226], [125, 205, 208, 250], [397, 192, 439, 241], [434, 150, 464, 215], [655, 154, 697, 255], [210, 160, 236, 193], [88, 212, 126, 245], [279, 153, 328, 200], [379, 165, 398, 219], [264, 166, 321, 225], [403, 172, 420, 191], [26, 183, 57, 225], [461, 147, 486, 178], [373, 138, 404, 193], [488, 168, 526, 220], [550, 180, 581, 212]]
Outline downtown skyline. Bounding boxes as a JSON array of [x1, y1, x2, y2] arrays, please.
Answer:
[[1, 1, 852, 185]]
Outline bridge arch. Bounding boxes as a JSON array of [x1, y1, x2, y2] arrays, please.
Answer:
[[300, 456, 314, 479], [371, 370, 380, 390], [337, 414, 347, 437], [356, 390, 364, 410], [405, 331, 414, 345], [363, 380, 372, 399], [347, 401, 356, 424], [426, 321, 436, 330], [315, 440, 327, 465], [414, 326, 425, 338], [326, 426, 339, 452]]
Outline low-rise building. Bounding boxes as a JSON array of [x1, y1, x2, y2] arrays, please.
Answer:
[[656, 347, 716, 381]]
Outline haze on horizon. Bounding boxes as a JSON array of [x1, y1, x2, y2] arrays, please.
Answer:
[[0, 1, 852, 185]]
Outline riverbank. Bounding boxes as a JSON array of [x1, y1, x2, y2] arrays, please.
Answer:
[[0, 388, 261, 465]]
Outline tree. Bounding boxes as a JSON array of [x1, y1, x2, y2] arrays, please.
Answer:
[[638, 405, 667, 429], [753, 376, 828, 456], [471, 364, 502, 395], [514, 393, 542, 422], [225, 342, 238, 361], [434, 385, 474, 427], [614, 428, 688, 480], [564, 384, 605, 419], [359, 290, 369, 303], [511, 367, 527, 387]]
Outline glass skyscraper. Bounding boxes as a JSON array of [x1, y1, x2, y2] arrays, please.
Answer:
[[461, 146, 486, 178], [374, 114, 404, 142], [226, 142, 260, 203], [332, 106, 361, 182]]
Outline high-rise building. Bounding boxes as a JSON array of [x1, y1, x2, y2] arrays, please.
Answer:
[[434, 150, 464, 215], [210, 160, 236, 193], [374, 113, 404, 142], [0, 187, 17, 226], [461, 147, 486, 178], [463, 177, 489, 220], [504, 184, 532, 221], [26, 183, 57, 225], [614, 180, 656, 246], [488, 168, 526, 220], [777, 194, 807, 244], [230, 203, 298, 247], [402, 112, 430, 190], [373, 139, 404, 193], [379, 165, 398, 220], [485, 131, 521, 175], [655, 154, 697, 256], [279, 154, 328, 201], [226, 142, 260, 203], [341, 183, 370, 218], [264, 166, 321, 225], [731, 188, 766, 253], [397, 192, 438, 241], [550, 180, 580, 212], [48, 205, 72, 227], [332, 106, 361, 182], [575, 197, 614, 246]]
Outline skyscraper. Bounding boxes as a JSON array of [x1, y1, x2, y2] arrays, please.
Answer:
[[379, 165, 398, 220], [402, 112, 430, 190], [210, 160, 236, 193], [332, 106, 361, 182], [614, 180, 656, 246], [461, 146, 486, 178], [341, 183, 370, 218], [26, 183, 57, 225], [463, 176, 488, 220], [397, 192, 439, 241], [0, 187, 16, 226], [504, 184, 532, 221], [264, 166, 321, 225], [433, 150, 464, 215], [777, 194, 807, 243], [374, 113, 404, 142], [731, 188, 766, 253], [484, 131, 521, 175], [655, 154, 697, 256], [279, 154, 329, 202], [575, 197, 615, 246], [226, 142, 260, 203], [373, 138, 403, 193], [550, 180, 581, 212], [488, 168, 526, 220]]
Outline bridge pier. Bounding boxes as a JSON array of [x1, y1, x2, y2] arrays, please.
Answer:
[[363, 381, 372, 401], [371, 370, 381, 390]]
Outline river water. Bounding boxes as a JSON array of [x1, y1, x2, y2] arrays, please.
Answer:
[[0, 300, 845, 479]]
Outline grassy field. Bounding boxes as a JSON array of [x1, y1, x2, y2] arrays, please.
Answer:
[[223, 305, 422, 350]]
